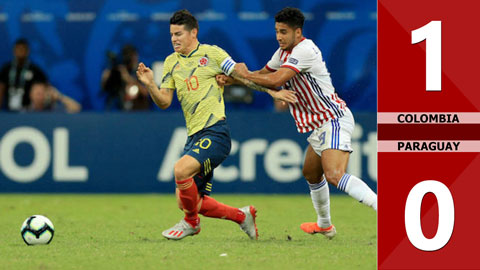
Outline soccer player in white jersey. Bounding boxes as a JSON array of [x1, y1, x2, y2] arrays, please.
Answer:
[[232, 7, 377, 238]]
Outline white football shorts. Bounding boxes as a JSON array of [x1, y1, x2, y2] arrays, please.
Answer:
[[307, 108, 355, 156]]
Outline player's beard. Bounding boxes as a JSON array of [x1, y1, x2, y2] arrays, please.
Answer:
[[279, 33, 296, 51]]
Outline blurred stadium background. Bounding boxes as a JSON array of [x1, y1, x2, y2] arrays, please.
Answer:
[[0, 0, 376, 194]]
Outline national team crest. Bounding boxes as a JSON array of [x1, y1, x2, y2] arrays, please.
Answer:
[[199, 56, 209, 67]]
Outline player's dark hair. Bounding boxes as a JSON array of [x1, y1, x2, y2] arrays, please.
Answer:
[[170, 9, 199, 31], [14, 38, 29, 48], [275, 7, 305, 29]]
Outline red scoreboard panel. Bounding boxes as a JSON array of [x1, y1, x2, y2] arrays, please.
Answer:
[[378, 0, 480, 269]]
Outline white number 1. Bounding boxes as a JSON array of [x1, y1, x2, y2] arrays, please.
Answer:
[[411, 21, 442, 91]]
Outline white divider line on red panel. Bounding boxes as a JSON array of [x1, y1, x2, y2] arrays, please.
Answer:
[[378, 140, 480, 152], [377, 113, 480, 124]]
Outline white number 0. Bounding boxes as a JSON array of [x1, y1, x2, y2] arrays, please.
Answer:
[[411, 21, 442, 91], [405, 180, 454, 251]]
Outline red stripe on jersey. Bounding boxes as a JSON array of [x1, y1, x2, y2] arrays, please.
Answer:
[[297, 97, 317, 131], [295, 76, 329, 121], [288, 80, 309, 133], [265, 64, 276, 72], [288, 101, 299, 125], [289, 78, 316, 131], [299, 73, 336, 120], [283, 51, 289, 62], [298, 74, 329, 114], [294, 76, 323, 113], [281, 64, 300, 73], [331, 93, 346, 109], [295, 101, 312, 132], [289, 103, 304, 133], [302, 107, 316, 131], [292, 76, 327, 126], [313, 113, 324, 128], [280, 50, 285, 61], [293, 97, 311, 131]]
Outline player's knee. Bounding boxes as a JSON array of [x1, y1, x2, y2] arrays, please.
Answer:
[[302, 167, 321, 184], [174, 162, 190, 181], [324, 169, 345, 186]]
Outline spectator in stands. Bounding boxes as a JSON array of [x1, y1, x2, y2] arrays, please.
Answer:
[[0, 38, 48, 111], [101, 44, 150, 111], [28, 81, 81, 113]]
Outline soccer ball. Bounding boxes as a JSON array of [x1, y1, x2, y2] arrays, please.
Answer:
[[21, 215, 55, 245]]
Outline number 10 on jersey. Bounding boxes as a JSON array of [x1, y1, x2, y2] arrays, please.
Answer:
[[185, 75, 199, 91]]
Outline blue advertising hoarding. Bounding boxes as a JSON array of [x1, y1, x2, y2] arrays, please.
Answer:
[[0, 112, 376, 193]]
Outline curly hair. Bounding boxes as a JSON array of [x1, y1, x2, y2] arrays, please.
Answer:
[[170, 9, 199, 31], [274, 7, 305, 29]]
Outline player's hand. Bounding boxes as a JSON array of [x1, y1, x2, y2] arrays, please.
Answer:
[[215, 74, 230, 87], [234, 63, 250, 77], [271, 89, 298, 104], [136, 62, 154, 86]]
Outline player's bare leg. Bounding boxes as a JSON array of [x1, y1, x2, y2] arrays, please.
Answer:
[[322, 149, 377, 211], [300, 145, 336, 238], [162, 155, 202, 240]]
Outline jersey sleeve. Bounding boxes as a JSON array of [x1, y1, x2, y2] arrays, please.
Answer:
[[280, 45, 317, 73], [160, 56, 176, 89], [265, 48, 282, 71], [210, 45, 236, 76]]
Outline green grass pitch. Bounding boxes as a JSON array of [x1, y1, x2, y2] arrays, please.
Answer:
[[0, 194, 376, 270]]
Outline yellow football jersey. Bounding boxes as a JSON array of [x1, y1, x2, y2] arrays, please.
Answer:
[[160, 43, 236, 136]]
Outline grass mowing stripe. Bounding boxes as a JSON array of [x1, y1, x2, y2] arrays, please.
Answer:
[[0, 194, 376, 270]]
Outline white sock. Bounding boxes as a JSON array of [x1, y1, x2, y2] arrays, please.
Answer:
[[337, 174, 377, 211], [308, 178, 332, 228]]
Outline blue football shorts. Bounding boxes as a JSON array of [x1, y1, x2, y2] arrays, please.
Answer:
[[182, 119, 231, 196]]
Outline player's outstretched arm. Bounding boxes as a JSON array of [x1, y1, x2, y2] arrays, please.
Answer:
[[136, 62, 174, 109], [229, 70, 297, 104], [252, 67, 274, 75], [234, 63, 296, 89], [216, 66, 272, 87], [216, 65, 273, 87]]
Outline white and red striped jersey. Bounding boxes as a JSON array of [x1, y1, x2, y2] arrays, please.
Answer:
[[266, 38, 347, 133]]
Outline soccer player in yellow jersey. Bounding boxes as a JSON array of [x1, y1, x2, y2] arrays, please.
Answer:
[[136, 10, 297, 240]]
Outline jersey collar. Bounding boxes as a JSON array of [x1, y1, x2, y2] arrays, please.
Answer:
[[284, 37, 306, 53], [179, 42, 200, 58]]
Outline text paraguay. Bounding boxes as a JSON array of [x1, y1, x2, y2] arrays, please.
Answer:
[[398, 141, 460, 151]]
